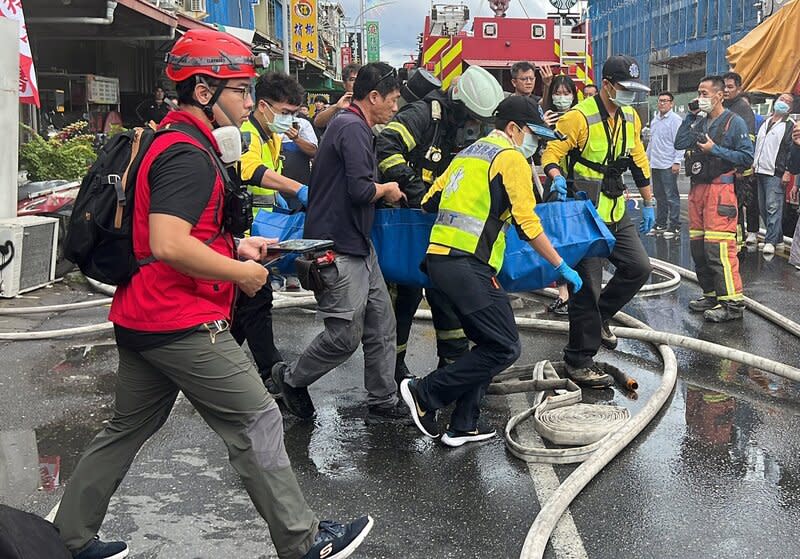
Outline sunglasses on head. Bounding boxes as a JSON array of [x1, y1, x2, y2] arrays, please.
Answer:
[[372, 67, 398, 90]]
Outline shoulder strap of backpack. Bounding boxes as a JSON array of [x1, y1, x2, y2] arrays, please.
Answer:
[[111, 126, 154, 230]]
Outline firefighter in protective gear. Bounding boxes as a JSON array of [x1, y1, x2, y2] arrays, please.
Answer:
[[542, 55, 654, 388], [376, 65, 505, 384], [399, 95, 582, 446], [674, 75, 753, 322]]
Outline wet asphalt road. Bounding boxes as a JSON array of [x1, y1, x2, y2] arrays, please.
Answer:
[[2, 198, 800, 558]]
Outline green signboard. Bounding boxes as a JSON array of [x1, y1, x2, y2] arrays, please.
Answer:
[[366, 20, 380, 63]]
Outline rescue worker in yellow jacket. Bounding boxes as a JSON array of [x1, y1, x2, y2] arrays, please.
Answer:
[[400, 95, 583, 447], [233, 72, 309, 388], [541, 55, 654, 388]]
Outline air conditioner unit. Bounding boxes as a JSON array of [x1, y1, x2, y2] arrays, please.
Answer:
[[184, 0, 206, 12], [155, 0, 183, 11], [0, 216, 59, 298]]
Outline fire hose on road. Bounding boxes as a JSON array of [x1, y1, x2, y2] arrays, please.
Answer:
[[2, 260, 800, 559]]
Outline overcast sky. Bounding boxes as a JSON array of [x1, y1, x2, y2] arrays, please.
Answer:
[[336, 0, 554, 67]]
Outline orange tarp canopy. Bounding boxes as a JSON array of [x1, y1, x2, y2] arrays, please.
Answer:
[[726, 0, 800, 94]]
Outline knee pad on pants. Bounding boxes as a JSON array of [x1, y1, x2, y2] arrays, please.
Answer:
[[245, 404, 291, 471]]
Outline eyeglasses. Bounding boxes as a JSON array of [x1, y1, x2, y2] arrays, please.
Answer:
[[513, 76, 536, 82], [372, 67, 398, 90], [223, 86, 252, 100], [657, 99, 672, 104], [265, 101, 298, 116]]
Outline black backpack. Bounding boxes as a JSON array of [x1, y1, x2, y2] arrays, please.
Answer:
[[65, 123, 231, 286], [64, 126, 165, 285], [0, 505, 72, 558]]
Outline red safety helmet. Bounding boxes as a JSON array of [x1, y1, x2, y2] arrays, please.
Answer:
[[166, 29, 257, 83]]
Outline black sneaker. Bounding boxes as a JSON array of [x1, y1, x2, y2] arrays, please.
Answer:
[[301, 516, 374, 559], [271, 362, 316, 420], [547, 297, 569, 316], [704, 302, 744, 323], [441, 421, 496, 447], [688, 295, 717, 312], [647, 225, 667, 237], [600, 321, 618, 350], [564, 362, 614, 389], [662, 226, 681, 239], [74, 537, 128, 559], [365, 401, 414, 425], [399, 378, 439, 438]]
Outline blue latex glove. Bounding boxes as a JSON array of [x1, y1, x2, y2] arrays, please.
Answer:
[[639, 205, 655, 234], [555, 260, 583, 293], [296, 185, 309, 207], [551, 175, 568, 202], [274, 192, 289, 210]]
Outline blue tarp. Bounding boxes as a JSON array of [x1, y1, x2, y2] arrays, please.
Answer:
[[252, 201, 616, 292]]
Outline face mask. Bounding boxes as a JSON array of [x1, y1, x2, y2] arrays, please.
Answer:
[[212, 126, 244, 164], [513, 125, 538, 159], [697, 97, 715, 113], [774, 100, 790, 114], [269, 113, 293, 134], [263, 102, 294, 134], [611, 87, 636, 107], [552, 94, 574, 111]]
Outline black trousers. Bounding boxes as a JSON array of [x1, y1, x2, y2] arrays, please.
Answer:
[[565, 212, 652, 368], [736, 175, 760, 235], [231, 284, 283, 379], [391, 284, 469, 362], [416, 255, 521, 432]]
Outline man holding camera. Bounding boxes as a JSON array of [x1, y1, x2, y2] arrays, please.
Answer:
[[675, 75, 754, 322], [541, 55, 654, 388]]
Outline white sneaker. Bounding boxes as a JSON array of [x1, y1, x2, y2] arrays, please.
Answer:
[[745, 232, 758, 245], [758, 242, 765, 251], [763, 243, 775, 255]]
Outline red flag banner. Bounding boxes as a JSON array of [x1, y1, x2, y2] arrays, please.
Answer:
[[0, 0, 39, 107]]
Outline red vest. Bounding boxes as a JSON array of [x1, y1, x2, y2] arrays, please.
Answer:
[[109, 112, 235, 331]]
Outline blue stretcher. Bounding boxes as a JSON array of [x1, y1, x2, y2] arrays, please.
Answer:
[[252, 200, 615, 292]]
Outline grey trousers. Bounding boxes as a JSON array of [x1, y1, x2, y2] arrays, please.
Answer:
[[285, 244, 398, 407], [53, 330, 318, 559]]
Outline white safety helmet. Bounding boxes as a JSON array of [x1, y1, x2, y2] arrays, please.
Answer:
[[450, 65, 504, 119]]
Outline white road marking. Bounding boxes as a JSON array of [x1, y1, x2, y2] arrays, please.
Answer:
[[507, 393, 589, 559]]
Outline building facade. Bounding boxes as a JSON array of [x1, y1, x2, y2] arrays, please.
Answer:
[[589, 0, 762, 95]]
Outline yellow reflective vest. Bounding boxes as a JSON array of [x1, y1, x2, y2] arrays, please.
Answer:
[[570, 98, 637, 223], [240, 115, 282, 215], [428, 134, 515, 272]]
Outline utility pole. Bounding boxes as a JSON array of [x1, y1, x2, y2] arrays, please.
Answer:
[[283, 0, 291, 73], [359, 0, 366, 63]]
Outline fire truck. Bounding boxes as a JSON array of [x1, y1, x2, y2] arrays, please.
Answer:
[[416, 1, 594, 95]]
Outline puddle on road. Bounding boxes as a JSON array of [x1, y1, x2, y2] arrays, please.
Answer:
[[1, 343, 117, 499], [37, 342, 119, 396]]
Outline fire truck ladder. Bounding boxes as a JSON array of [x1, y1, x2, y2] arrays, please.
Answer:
[[556, 24, 592, 84]]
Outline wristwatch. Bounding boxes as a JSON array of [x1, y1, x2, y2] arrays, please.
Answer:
[[642, 198, 656, 207]]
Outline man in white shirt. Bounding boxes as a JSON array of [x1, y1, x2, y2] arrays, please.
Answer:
[[753, 93, 795, 255], [648, 91, 685, 238]]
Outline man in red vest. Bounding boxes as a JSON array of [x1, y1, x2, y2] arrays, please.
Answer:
[[53, 29, 373, 559]]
